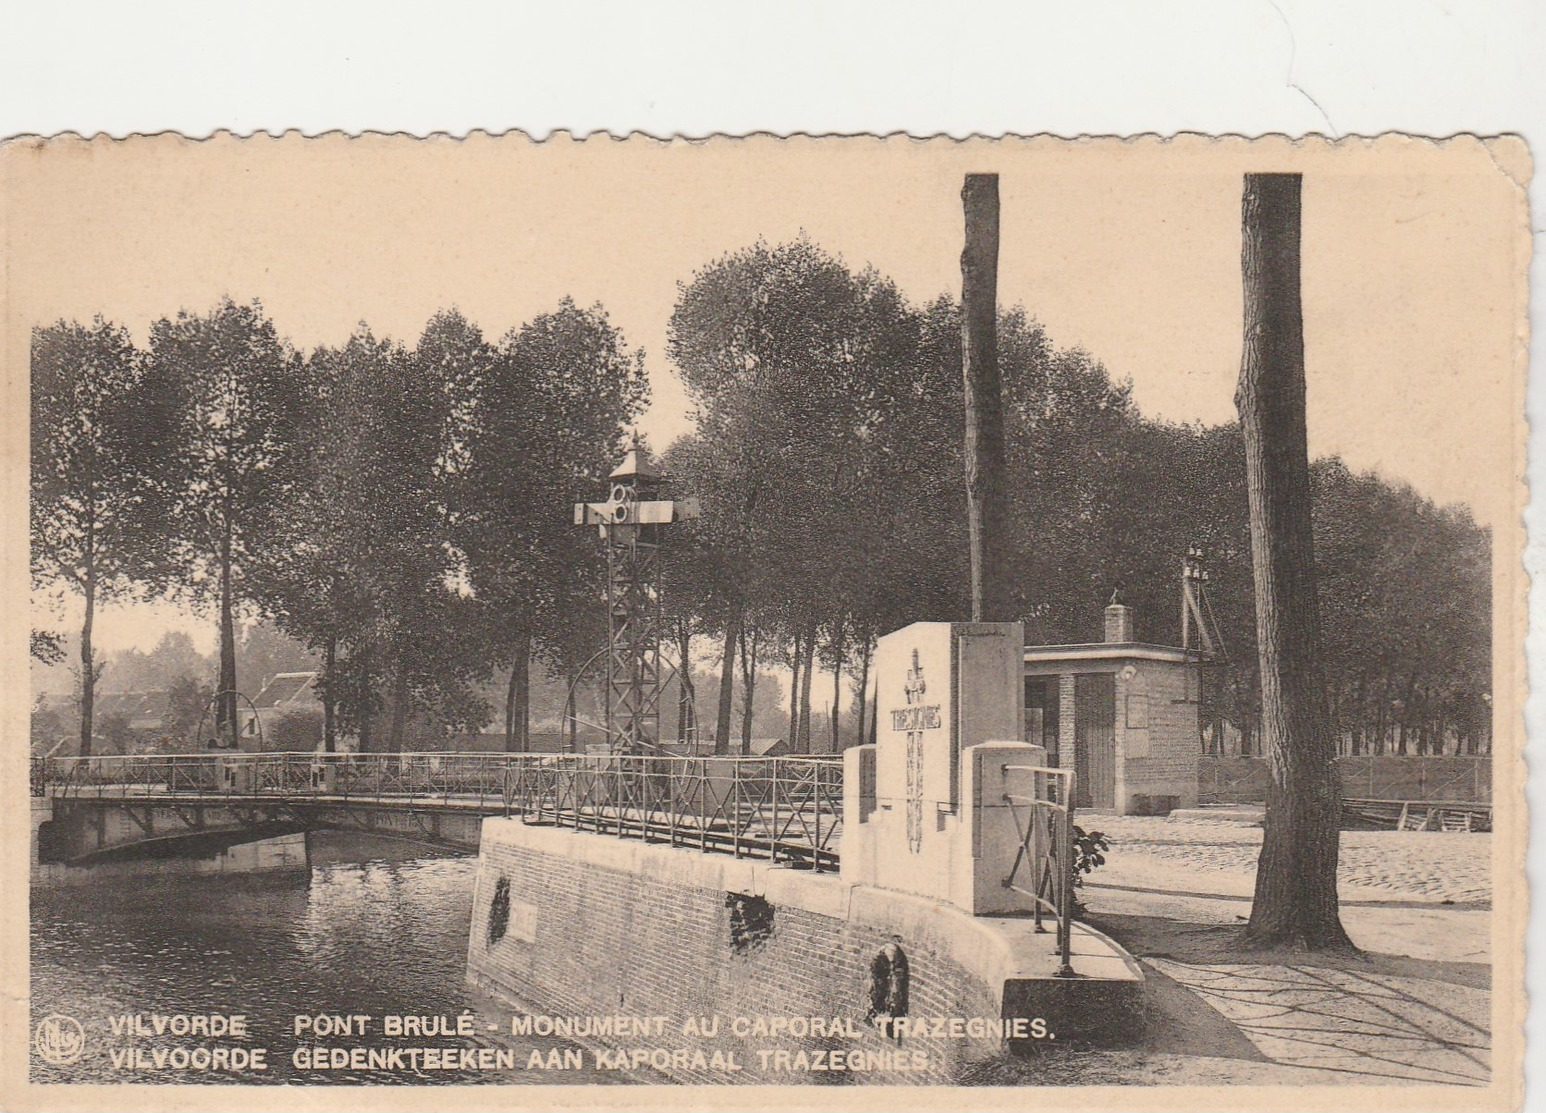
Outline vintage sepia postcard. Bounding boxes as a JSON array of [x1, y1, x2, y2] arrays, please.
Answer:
[[0, 133, 1530, 1112]]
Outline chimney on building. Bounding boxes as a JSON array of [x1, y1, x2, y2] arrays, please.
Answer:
[[1104, 602, 1134, 643]]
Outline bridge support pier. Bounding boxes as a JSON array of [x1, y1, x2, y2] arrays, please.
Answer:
[[32, 829, 311, 889], [31, 797, 53, 870]]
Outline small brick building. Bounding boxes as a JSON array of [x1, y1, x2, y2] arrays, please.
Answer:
[[1022, 604, 1199, 815]]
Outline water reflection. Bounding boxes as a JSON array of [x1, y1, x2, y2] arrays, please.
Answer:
[[31, 833, 620, 1085]]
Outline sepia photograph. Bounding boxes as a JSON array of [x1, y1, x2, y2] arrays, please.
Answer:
[[3, 132, 1530, 1109]]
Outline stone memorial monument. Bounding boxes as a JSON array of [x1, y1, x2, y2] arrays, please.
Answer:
[[842, 620, 1052, 916]]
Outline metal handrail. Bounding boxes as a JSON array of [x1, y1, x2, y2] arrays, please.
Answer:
[[31, 751, 844, 871], [1000, 763, 1077, 978]]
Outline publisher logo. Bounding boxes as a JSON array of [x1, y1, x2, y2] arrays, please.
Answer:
[[34, 1015, 85, 1066]]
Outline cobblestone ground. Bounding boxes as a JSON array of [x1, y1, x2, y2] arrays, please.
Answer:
[[1088, 816, 1491, 904]]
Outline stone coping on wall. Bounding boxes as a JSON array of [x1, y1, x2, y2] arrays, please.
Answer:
[[478, 818, 1144, 1001]]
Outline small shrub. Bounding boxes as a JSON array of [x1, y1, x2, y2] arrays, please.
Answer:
[[1070, 826, 1110, 919], [1072, 825, 1109, 881]]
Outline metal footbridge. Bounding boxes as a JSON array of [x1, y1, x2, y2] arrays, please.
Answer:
[[33, 751, 845, 870]]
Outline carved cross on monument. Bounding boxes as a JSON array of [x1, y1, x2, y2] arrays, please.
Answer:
[[903, 649, 927, 854], [904, 649, 927, 705]]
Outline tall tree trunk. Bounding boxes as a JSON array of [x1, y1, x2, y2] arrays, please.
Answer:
[[829, 624, 845, 752], [867, 678, 878, 747], [675, 657, 687, 745], [787, 629, 803, 749], [738, 625, 759, 756], [1235, 171, 1353, 952], [1374, 674, 1388, 755], [798, 624, 816, 755], [715, 614, 740, 755], [677, 623, 697, 747], [960, 172, 1013, 623], [854, 637, 872, 752], [564, 676, 577, 753], [322, 634, 337, 753], [1399, 672, 1418, 755], [78, 564, 96, 758], [388, 651, 409, 751], [1349, 672, 1365, 756], [217, 518, 238, 746], [1327, 686, 1341, 756], [354, 643, 375, 754], [505, 635, 531, 753]]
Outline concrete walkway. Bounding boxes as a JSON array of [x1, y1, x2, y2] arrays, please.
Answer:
[[1077, 817, 1490, 1086]]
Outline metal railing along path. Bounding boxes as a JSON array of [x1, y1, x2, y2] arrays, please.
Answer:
[[1001, 764, 1077, 978], [31, 751, 844, 872]]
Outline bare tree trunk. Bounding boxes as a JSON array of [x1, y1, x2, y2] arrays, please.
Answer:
[[787, 629, 803, 749], [1399, 672, 1418, 755], [564, 677, 577, 753], [738, 625, 759, 756], [960, 172, 1013, 623], [322, 634, 337, 753], [217, 518, 238, 745], [676, 623, 697, 747], [356, 646, 374, 754], [798, 623, 816, 754], [505, 635, 531, 753], [1236, 171, 1353, 952], [867, 681, 878, 747], [1431, 690, 1441, 755], [1379, 670, 1391, 757], [388, 650, 410, 751], [1349, 671, 1365, 756], [715, 614, 739, 755], [854, 636, 872, 751], [829, 623, 845, 753], [675, 641, 688, 745], [78, 563, 96, 758]]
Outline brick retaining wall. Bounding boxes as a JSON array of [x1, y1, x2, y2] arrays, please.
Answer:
[[465, 820, 1010, 1084]]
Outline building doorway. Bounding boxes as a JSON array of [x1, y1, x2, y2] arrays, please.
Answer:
[[1074, 673, 1116, 810], [1023, 677, 1060, 764]]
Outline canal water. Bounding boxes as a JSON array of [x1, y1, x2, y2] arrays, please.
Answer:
[[30, 833, 626, 1085]]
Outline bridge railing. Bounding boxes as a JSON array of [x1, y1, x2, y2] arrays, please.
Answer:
[[511, 754, 843, 869], [31, 751, 844, 871], [32, 754, 227, 797]]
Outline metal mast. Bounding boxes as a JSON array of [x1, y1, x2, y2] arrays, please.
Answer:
[[1181, 545, 1219, 659], [574, 444, 699, 753]]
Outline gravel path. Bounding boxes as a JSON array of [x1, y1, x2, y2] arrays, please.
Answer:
[[1086, 816, 1491, 904]]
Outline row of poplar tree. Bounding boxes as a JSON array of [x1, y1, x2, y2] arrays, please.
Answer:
[[663, 240, 1490, 758], [32, 297, 645, 755], [32, 238, 1491, 757]]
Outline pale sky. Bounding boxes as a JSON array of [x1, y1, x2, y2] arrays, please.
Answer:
[[7, 134, 1528, 654]]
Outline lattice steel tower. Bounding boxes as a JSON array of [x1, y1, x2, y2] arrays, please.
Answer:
[[573, 444, 699, 753]]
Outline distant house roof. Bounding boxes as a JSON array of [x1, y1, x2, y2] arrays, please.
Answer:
[[252, 672, 319, 710], [748, 738, 790, 757], [443, 731, 595, 754], [95, 690, 172, 731]]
